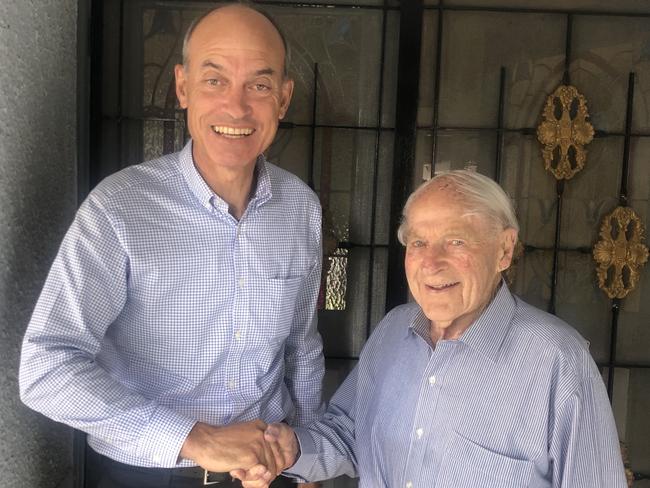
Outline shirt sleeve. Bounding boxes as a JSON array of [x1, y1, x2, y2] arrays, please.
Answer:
[[286, 366, 359, 482], [19, 194, 196, 467], [283, 215, 325, 426], [548, 368, 627, 488]]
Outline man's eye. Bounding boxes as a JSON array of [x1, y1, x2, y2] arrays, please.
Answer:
[[252, 83, 271, 92], [449, 239, 464, 246], [206, 79, 222, 86], [410, 240, 425, 248]]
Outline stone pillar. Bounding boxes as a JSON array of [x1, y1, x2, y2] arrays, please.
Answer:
[[0, 1, 78, 487]]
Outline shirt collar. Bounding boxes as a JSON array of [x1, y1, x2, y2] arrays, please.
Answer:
[[407, 280, 516, 362], [409, 309, 432, 344], [178, 140, 273, 213], [457, 280, 516, 362]]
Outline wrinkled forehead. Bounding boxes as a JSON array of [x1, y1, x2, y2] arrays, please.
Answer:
[[409, 182, 496, 229], [414, 180, 468, 211]]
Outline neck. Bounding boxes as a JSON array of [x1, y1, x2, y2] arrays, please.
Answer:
[[195, 160, 258, 220], [429, 279, 502, 344]]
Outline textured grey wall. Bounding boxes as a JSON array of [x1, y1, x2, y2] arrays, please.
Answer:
[[0, 1, 78, 487]]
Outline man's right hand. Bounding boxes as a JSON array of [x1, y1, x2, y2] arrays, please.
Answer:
[[231, 422, 300, 488], [180, 420, 279, 475]]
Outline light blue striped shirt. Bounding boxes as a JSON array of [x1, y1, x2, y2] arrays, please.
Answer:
[[19, 141, 324, 468], [289, 283, 626, 487]]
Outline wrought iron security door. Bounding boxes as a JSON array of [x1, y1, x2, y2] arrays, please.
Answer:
[[81, 0, 650, 486]]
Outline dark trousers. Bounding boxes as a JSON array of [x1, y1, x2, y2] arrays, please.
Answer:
[[85, 447, 296, 488]]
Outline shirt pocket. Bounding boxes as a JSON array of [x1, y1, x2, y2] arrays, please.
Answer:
[[435, 432, 534, 488], [249, 275, 303, 345]]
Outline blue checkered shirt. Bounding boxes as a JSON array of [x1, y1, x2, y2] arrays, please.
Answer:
[[289, 283, 627, 487], [20, 141, 325, 468]]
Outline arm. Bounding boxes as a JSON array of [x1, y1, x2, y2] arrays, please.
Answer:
[[283, 229, 325, 426], [19, 195, 197, 466], [20, 194, 291, 472], [548, 373, 627, 488], [284, 366, 359, 483]]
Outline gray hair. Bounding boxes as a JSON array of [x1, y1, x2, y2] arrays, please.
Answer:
[[181, 2, 291, 78], [397, 170, 519, 245]]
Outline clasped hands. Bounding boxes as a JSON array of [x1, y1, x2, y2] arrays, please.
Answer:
[[180, 419, 298, 487]]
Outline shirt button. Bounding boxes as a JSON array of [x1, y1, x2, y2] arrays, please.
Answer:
[[405, 482, 413, 488], [228, 379, 236, 389], [152, 454, 162, 464], [428, 375, 436, 385], [234, 331, 242, 340], [238, 278, 245, 288], [415, 428, 424, 439]]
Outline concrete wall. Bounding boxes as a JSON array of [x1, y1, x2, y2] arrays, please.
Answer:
[[0, 1, 78, 487]]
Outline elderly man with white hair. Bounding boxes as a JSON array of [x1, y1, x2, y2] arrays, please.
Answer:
[[234, 169, 627, 488]]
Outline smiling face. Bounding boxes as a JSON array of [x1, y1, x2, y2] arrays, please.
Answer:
[[403, 182, 517, 340], [175, 6, 293, 175]]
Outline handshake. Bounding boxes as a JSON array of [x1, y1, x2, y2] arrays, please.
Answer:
[[180, 419, 300, 487]]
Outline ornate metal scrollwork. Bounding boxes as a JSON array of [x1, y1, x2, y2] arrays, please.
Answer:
[[593, 206, 649, 299], [537, 85, 595, 180]]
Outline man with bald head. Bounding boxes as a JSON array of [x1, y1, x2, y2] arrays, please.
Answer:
[[20, 4, 323, 487], [240, 171, 626, 487]]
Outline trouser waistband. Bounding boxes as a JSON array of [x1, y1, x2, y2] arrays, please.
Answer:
[[86, 448, 237, 487]]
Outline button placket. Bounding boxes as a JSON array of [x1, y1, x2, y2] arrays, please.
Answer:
[[403, 342, 454, 487], [229, 220, 247, 402]]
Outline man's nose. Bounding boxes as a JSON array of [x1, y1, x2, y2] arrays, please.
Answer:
[[222, 86, 252, 119], [421, 246, 447, 270]]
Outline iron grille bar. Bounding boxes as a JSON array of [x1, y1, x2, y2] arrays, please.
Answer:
[[423, 3, 650, 18], [164, 0, 399, 10], [170, 0, 650, 17], [118, 0, 126, 165], [548, 13, 573, 316], [620, 73, 635, 205], [523, 245, 592, 254], [563, 14, 572, 85], [416, 125, 650, 138], [100, 114, 650, 139], [494, 66, 506, 182], [364, 0, 389, 338], [251, 1, 398, 11], [429, 0, 444, 173], [338, 241, 389, 249], [607, 300, 621, 399], [598, 361, 650, 369], [308, 63, 319, 190], [386, 0, 424, 311], [548, 180, 564, 316], [606, 73, 637, 400]]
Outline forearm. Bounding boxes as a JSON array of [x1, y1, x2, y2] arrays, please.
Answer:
[[286, 421, 357, 482], [285, 371, 359, 482], [20, 339, 195, 466]]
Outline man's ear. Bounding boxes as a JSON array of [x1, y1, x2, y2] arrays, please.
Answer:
[[497, 228, 518, 272], [278, 78, 294, 120], [175, 64, 189, 109]]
